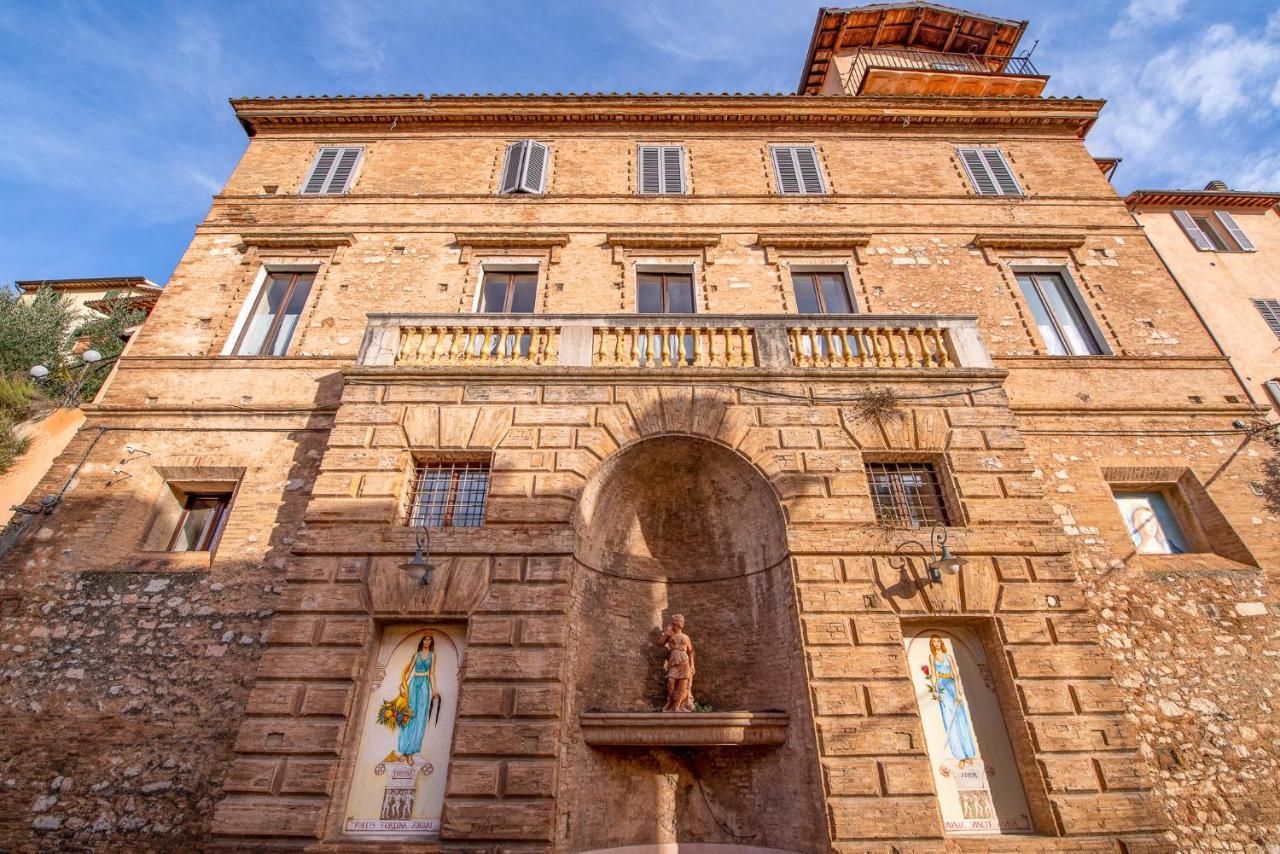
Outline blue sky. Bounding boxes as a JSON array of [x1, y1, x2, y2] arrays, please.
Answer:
[[2, 0, 1279, 286]]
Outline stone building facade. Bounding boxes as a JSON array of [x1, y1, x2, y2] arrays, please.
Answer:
[[1, 4, 1277, 852]]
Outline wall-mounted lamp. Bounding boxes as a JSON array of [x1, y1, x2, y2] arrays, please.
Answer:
[[401, 525, 436, 587], [29, 350, 107, 406], [924, 524, 966, 585]]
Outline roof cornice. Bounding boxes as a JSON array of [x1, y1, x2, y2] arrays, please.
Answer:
[[230, 94, 1103, 139], [1125, 189, 1280, 210], [15, 276, 160, 293]]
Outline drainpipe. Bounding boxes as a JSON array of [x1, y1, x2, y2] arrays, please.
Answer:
[[1127, 208, 1261, 407]]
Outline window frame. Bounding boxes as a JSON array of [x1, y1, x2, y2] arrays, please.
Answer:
[[228, 269, 317, 357], [635, 269, 698, 314], [956, 146, 1023, 197], [789, 268, 858, 314], [166, 492, 233, 552], [1173, 209, 1256, 252], [1012, 267, 1109, 357], [866, 460, 953, 529], [1107, 482, 1211, 556], [769, 144, 827, 196], [406, 458, 492, 529], [637, 144, 688, 195], [477, 269, 539, 314], [301, 146, 365, 195]]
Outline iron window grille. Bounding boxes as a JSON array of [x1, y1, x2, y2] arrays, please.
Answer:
[[407, 461, 491, 528], [867, 462, 951, 528]]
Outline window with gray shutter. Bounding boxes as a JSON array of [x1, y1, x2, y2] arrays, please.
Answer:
[[1175, 210, 1255, 252], [637, 145, 687, 194], [771, 145, 827, 195], [499, 140, 550, 194], [1254, 299, 1280, 339], [1215, 211, 1256, 251], [957, 147, 1022, 196], [301, 147, 363, 195]]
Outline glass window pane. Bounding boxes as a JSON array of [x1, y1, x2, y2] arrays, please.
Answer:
[[793, 274, 821, 313], [1114, 491, 1188, 554], [666, 275, 694, 313], [1192, 216, 1231, 251], [267, 275, 313, 356], [1039, 274, 1100, 355], [510, 276, 537, 312], [236, 275, 292, 355], [481, 275, 509, 312], [1016, 274, 1068, 356], [171, 496, 226, 552], [637, 275, 663, 313], [819, 273, 854, 313]]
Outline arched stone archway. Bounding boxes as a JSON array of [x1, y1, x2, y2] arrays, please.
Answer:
[[559, 435, 825, 853]]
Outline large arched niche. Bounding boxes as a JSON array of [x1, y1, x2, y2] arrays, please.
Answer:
[[559, 435, 826, 853], [574, 435, 789, 582]]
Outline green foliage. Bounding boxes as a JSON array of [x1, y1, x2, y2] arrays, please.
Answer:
[[0, 374, 46, 475], [73, 291, 145, 400], [0, 286, 76, 381]]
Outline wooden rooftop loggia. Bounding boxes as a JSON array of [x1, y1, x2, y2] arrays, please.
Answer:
[[842, 47, 1046, 98]]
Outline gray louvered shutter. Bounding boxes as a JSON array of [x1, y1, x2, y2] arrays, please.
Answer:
[[1254, 299, 1280, 339], [661, 146, 685, 193], [500, 142, 524, 194], [981, 149, 1021, 195], [325, 148, 362, 193], [958, 147, 997, 195], [1215, 211, 1255, 251], [772, 147, 801, 194], [520, 141, 549, 194], [303, 148, 339, 194], [795, 146, 825, 194], [638, 145, 662, 194], [1173, 210, 1213, 250]]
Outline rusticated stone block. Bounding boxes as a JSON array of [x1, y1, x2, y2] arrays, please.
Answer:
[[504, 761, 557, 796], [453, 722, 558, 756], [442, 801, 555, 841]]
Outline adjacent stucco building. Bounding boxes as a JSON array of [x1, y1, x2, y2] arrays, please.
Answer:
[[1126, 184, 1280, 411], [1, 4, 1277, 852]]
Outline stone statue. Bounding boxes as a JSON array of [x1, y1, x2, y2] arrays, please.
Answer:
[[656, 614, 696, 712]]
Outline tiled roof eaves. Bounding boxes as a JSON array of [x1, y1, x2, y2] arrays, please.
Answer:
[[1125, 189, 1280, 210]]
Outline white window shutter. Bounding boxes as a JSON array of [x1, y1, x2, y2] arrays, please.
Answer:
[[325, 148, 362, 194], [499, 142, 525, 194], [1215, 211, 1255, 251], [1173, 210, 1213, 251], [303, 148, 339, 194], [772, 147, 801, 194], [661, 146, 685, 193], [795, 146, 825, 194], [981, 149, 1021, 195], [520, 141, 549, 194], [638, 145, 662, 194], [1254, 299, 1280, 338], [957, 148, 996, 195]]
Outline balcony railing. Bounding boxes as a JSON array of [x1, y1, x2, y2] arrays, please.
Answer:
[[360, 314, 992, 371], [842, 47, 1045, 97]]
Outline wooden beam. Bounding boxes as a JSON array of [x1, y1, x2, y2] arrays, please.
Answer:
[[870, 11, 888, 47], [906, 9, 925, 47], [942, 19, 961, 52], [985, 31, 1000, 54]]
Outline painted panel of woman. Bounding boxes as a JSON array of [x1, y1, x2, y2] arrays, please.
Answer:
[[929, 635, 978, 765], [397, 635, 438, 758]]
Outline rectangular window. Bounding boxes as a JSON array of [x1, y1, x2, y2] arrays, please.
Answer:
[[957, 147, 1022, 196], [637, 271, 696, 314], [480, 270, 538, 313], [409, 461, 491, 528], [232, 271, 314, 356], [1113, 490, 1189, 555], [1015, 272, 1104, 356], [770, 145, 826, 195], [638, 145, 687, 194], [499, 140, 550, 194], [1173, 210, 1255, 252], [1255, 299, 1280, 339], [302, 147, 363, 195], [868, 462, 951, 528], [167, 493, 232, 552], [792, 271, 855, 313]]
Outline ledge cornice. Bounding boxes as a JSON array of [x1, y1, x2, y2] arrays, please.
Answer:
[[605, 232, 722, 250], [972, 233, 1086, 250], [237, 232, 354, 251], [230, 94, 1103, 139]]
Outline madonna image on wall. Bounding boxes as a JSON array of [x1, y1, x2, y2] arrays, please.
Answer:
[[343, 624, 465, 835], [904, 627, 1032, 835]]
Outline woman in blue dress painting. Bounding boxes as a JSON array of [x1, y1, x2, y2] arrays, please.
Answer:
[[928, 635, 978, 766], [396, 635, 438, 758]]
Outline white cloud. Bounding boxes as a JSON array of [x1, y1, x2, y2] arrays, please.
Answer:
[[1110, 0, 1188, 38]]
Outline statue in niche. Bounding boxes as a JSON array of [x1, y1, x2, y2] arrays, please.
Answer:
[[656, 614, 696, 712]]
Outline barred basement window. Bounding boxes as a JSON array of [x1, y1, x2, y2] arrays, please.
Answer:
[[867, 462, 951, 528], [408, 460, 491, 528]]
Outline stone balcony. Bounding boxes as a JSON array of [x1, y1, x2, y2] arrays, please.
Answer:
[[356, 313, 993, 372]]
